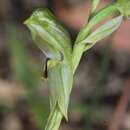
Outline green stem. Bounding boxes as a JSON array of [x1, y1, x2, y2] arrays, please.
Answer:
[[72, 44, 85, 74], [45, 105, 63, 130]]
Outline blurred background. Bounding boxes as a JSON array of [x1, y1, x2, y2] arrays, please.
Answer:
[[0, 0, 130, 130]]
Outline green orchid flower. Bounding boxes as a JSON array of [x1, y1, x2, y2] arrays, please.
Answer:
[[24, 8, 73, 130]]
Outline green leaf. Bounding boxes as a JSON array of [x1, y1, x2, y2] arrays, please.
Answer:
[[48, 61, 73, 119], [81, 16, 123, 51], [24, 8, 72, 61]]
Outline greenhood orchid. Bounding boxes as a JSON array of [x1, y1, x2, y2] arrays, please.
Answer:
[[24, 1, 130, 130]]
